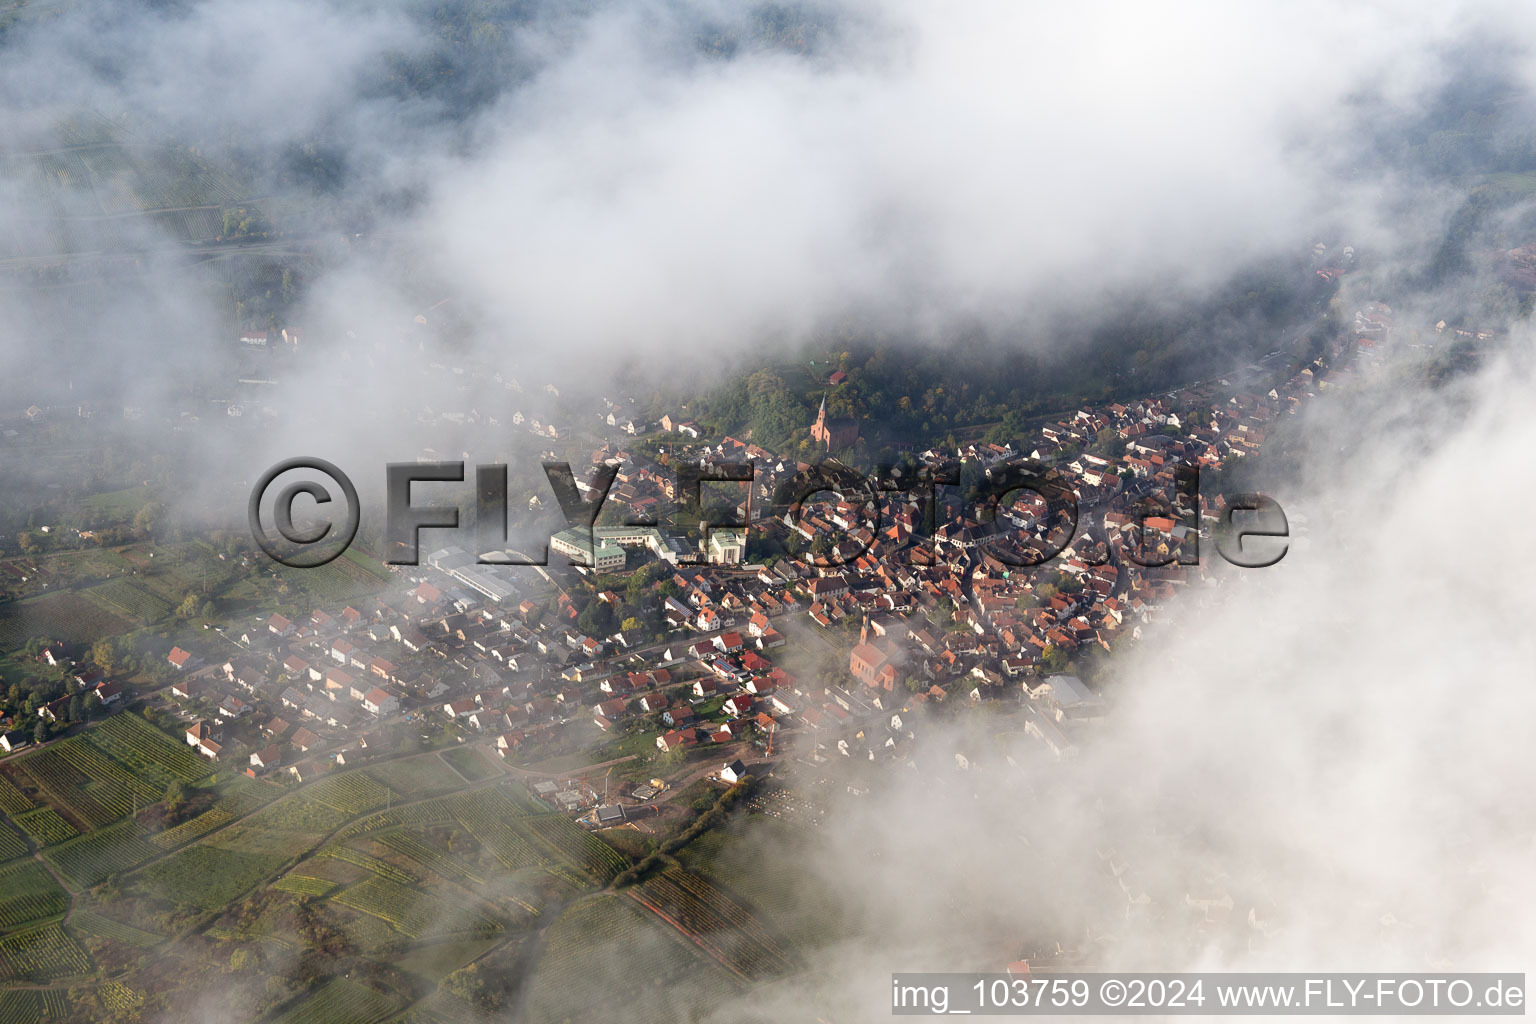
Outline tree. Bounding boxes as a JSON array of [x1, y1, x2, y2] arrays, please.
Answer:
[[164, 780, 187, 815], [90, 638, 117, 674], [177, 594, 199, 619], [578, 600, 613, 636], [132, 501, 164, 538], [443, 963, 502, 1010], [620, 616, 642, 632], [625, 563, 659, 603], [32, 720, 49, 746], [1040, 645, 1071, 674], [199, 601, 216, 620]]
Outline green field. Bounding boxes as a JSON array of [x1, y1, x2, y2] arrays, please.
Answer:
[[304, 771, 395, 817], [675, 815, 843, 952], [18, 737, 157, 828], [0, 861, 68, 930], [41, 820, 159, 889], [271, 550, 391, 603], [132, 844, 286, 910], [238, 795, 355, 836], [331, 876, 500, 939], [336, 798, 460, 840], [85, 713, 211, 787], [376, 830, 485, 886], [0, 776, 33, 817], [0, 923, 92, 982], [0, 592, 129, 646], [148, 806, 233, 849], [270, 874, 337, 898], [365, 754, 466, 796], [0, 987, 68, 1022], [0, 820, 27, 862], [69, 911, 164, 949], [78, 487, 154, 526], [268, 978, 397, 1024], [523, 893, 742, 1024], [14, 809, 78, 846], [88, 579, 173, 622], [440, 746, 497, 782], [0, 708, 807, 1013], [0, 137, 247, 262]]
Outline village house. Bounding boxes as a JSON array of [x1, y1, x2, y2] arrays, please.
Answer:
[[361, 687, 399, 716], [656, 728, 698, 752], [186, 721, 223, 759]]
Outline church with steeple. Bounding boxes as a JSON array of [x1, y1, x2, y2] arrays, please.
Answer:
[[810, 394, 859, 451]]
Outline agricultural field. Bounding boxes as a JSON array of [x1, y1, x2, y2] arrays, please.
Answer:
[[214, 775, 281, 815], [88, 579, 173, 622], [376, 830, 485, 886], [304, 770, 394, 816], [68, 911, 164, 949], [319, 845, 422, 886], [93, 980, 145, 1019], [271, 550, 391, 603], [148, 806, 233, 849], [446, 810, 542, 872], [85, 712, 211, 787], [268, 977, 397, 1024], [56, 734, 162, 801], [365, 753, 467, 796], [388, 936, 506, 982], [0, 923, 92, 982], [334, 910, 406, 954], [331, 876, 499, 939], [678, 815, 844, 953], [0, 701, 799, 1013], [0, 861, 68, 930], [18, 742, 142, 827], [13, 808, 77, 846], [629, 868, 797, 981], [238, 794, 355, 836], [523, 893, 742, 1024], [0, 820, 27, 862], [337, 797, 459, 840], [0, 591, 129, 645], [424, 786, 629, 881], [0, 776, 32, 816], [522, 813, 628, 884], [41, 819, 159, 889], [74, 486, 153, 526], [270, 874, 337, 898], [0, 987, 68, 1023], [440, 746, 497, 782], [132, 844, 286, 910]]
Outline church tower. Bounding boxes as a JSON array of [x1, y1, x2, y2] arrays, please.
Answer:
[[811, 392, 857, 451]]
